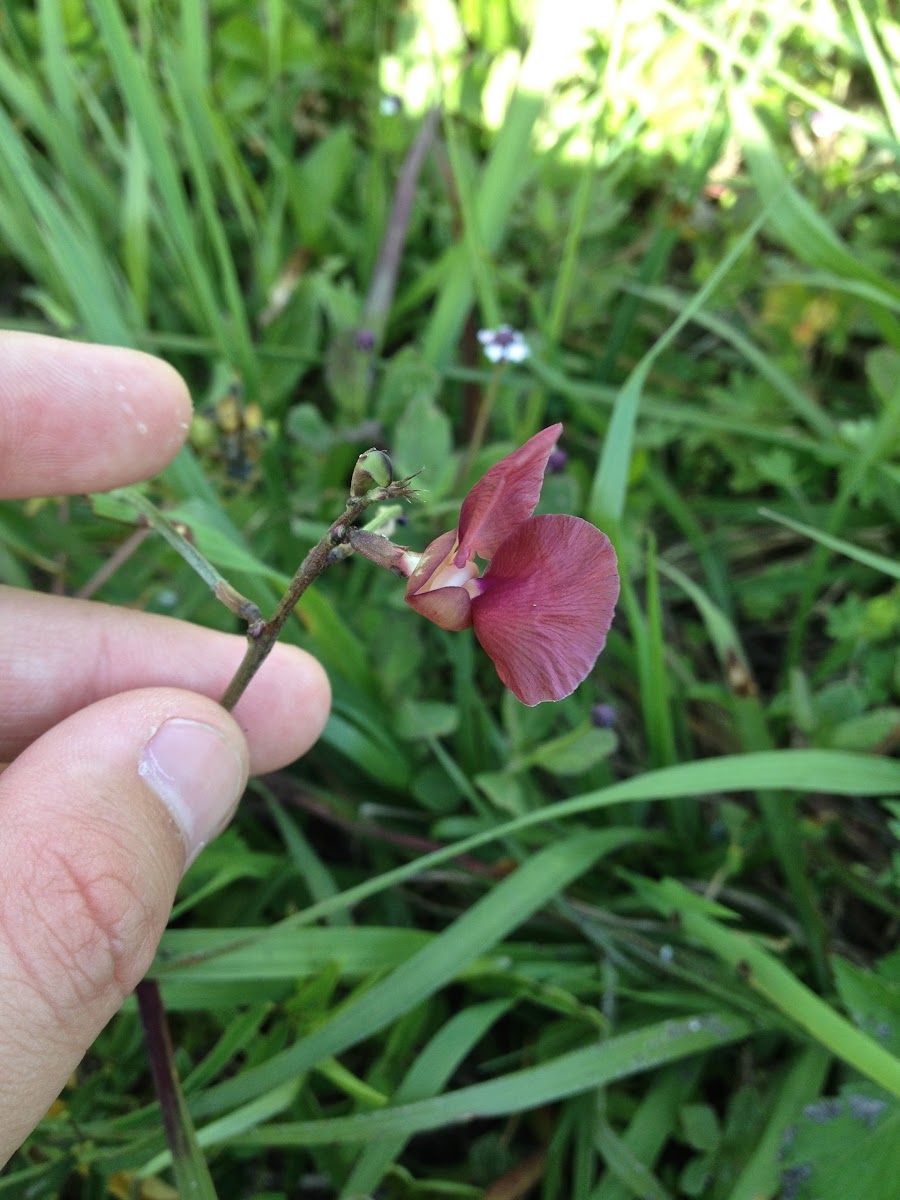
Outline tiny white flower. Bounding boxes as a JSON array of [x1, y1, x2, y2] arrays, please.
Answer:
[[810, 108, 844, 139], [379, 94, 403, 116], [477, 325, 530, 364]]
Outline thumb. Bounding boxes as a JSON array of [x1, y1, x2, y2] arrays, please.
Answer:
[[0, 687, 249, 1165]]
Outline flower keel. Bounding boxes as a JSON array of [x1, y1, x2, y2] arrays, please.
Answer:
[[405, 530, 475, 631]]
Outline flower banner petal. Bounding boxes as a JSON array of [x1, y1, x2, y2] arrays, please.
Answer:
[[471, 515, 619, 705], [455, 424, 561, 566]]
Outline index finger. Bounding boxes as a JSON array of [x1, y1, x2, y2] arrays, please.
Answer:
[[0, 332, 192, 499]]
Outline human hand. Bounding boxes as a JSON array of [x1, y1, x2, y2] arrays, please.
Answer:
[[0, 333, 331, 1165]]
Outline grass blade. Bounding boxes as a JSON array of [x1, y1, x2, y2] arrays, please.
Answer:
[[652, 880, 900, 1098], [192, 828, 642, 1117], [725, 1046, 830, 1200], [226, 1013, 752, 1147], [760, 507, 900, 582], [588, 204, 769, 523], [341, 999, 512, 1197]]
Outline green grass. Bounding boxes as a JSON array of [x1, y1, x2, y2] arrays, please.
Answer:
[[2, 1, 900, 1197]]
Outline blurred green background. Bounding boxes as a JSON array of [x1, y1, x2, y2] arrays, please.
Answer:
[[1, 1, 900, 1197]]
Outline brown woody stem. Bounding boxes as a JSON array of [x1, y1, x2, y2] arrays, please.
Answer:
[[219, 482, 416, 712], [346, 527, 410, 575]]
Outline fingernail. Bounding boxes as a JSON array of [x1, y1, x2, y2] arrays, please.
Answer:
[[139, 718, 246, 862]]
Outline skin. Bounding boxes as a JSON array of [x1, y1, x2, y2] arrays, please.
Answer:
[[0, 333, 331, 1166]]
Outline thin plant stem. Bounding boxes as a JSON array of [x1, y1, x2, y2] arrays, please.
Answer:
[[220, 482, 415, 712], [136, 981, 192, 1160], [362, 106, 441, 345], [109, 486, 263, 624], [135, 979, 218, 1195], [218, 523, 345, 711], [456, 363, 505, 488], [74, 526, 151, 600], [325, 107, 441, 421]]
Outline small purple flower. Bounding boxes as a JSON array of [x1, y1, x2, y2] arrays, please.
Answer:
[[355, 329, 376, 352], [547, 447, 568, 474], [477, 325, 530, 365], [591, 703, 617, 729], [848, 1094, 886, 1127]]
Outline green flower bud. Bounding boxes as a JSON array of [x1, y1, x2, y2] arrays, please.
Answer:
[[350, 448, 393, 497]]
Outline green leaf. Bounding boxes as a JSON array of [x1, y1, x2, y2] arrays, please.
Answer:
[[320, 712, 411, 789], [729, 87, 900, 350], [778, 1090, 900, 1200], [375, 346, 442, 426], [679, 1103, 721, 1152], [867, 348, 900, 409], [589, 202, 770, 522], [290, 125, 356, 247], [726, 1047, 831, 1200], [525, 727, 617, 776], [156, 926, 434, 984], [395, 699, 459, 740], [475, 770, 527, 815], [90, 490, 145, 526], [229, 750, 900, 950], [392, 389, 455, 499], [831, 709, 900, 752], [832, 957, 900, 1058], [594, 1119, 674, 1200]]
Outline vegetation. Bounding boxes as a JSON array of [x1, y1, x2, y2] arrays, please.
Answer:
[[1, 1, 899, 1196]]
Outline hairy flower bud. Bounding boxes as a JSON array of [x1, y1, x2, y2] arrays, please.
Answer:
[[350, 448, 393, 497]]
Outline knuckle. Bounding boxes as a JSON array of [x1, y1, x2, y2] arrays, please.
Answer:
[[1, 816, 163, 1034]]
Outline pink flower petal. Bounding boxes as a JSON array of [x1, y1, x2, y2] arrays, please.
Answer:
[[455, 424, 561, 567], [471, 514, 619, 705], [405, 529, 474, 631]]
